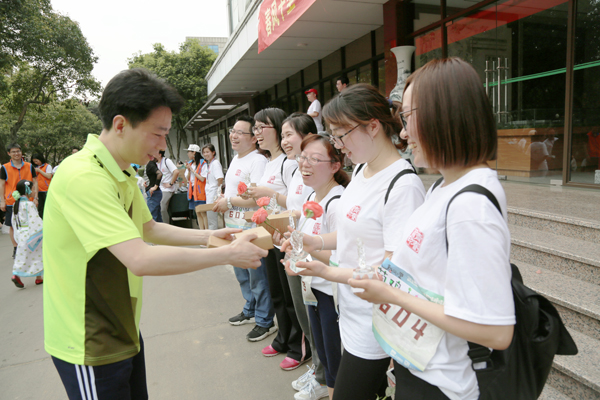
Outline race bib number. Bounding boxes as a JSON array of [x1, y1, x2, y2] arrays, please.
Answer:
[[372, 259, 445, 372], [224, 207, 253, 230]]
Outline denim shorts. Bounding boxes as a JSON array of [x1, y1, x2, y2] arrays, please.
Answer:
[[189, 200, 206, 210]]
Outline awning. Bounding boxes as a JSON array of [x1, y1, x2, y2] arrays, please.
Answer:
[[184, 91, 258, 130]]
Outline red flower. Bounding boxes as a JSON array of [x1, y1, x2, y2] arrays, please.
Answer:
[[256, 196, 270, 207], [251, 208, 269, 224], [303, 201, 323, 220], [237, 182, 248, 195]]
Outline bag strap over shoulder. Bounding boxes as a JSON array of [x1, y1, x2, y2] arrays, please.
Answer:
[[384, 169, 416, 205], [280, 156, 289, 188], [325, 195, 341, 213]]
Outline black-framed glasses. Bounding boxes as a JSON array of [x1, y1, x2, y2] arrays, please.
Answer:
[[252, 125, 274, 134], [328, 123, 361, 147], [295, 154, 334, 166], [229, 128, 252, 136], [398, 108, 417, 131]]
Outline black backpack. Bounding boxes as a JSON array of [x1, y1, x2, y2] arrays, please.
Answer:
[[439, 179, 578, 400]]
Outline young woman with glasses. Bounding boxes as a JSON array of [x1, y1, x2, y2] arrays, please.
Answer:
[[348, 58, 515, 400], [283, 83, 426, 399], [246, 108, 312, 371], [213, 115, 274, 339], [285, 134, 350, 400]]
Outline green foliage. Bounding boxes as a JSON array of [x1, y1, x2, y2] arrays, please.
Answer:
[[0, 0, 100, 162], [5, 99, 102, 165], [128, 39, 217, 160]]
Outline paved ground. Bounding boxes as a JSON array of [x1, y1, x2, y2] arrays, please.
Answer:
[[0, 232, 308, 400]]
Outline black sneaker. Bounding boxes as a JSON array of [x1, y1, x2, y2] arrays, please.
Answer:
[[246, 323, 277, 342], [228, 312, 255, 326]]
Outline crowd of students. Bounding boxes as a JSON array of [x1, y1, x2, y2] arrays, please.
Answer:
[[8, 58, 516, 400], [181, 57, 515, 400]]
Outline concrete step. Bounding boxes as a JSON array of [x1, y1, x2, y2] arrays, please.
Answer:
[[539, 384, 573, 400], [516, 261, 600, 341], [508, 207, 600, 245], [547, 329, 600, 400], [509, 224, 600, 286]]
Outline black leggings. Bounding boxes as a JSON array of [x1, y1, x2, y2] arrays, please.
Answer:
[[332, 351, 450, 400], [332, 351, 390, 400]]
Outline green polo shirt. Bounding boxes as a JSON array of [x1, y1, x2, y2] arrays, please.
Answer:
[[43, 134, 152, 366]]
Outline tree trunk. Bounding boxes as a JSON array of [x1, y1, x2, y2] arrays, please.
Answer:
[[0, 135, 9, 164]]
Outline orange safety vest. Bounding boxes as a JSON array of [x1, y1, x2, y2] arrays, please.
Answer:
[[2, 161, 34, 205], [187, 160, 207, 202], [37, 163, 52, 192]]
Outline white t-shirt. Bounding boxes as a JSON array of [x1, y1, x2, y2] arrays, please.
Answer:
[[336, 159, 425, 360], [52, 165, 59, 174], [258, 153, 297, 201], [158, 157, 178, 192], [307, 100, 324, 131], [205, 158, 224, 203], [299, 186, 345, 295], [224, 150, 267, 212], [285, 167, 311, 212], [390, 168, 515, 400]]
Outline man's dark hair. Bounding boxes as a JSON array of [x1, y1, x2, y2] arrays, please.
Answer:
[[72, 146, 80, 151], [6, 143, 21, 152], [98, 68, 185, 130], [158, 150, 166, 158], [336, 76, 349, 86], [235, 115, 255, 131]]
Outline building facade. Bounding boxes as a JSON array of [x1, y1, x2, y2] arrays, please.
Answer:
[[186, 0, 600, 190], [186, 36, 228, 55]]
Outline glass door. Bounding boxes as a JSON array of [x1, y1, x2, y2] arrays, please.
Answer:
[[445, 0, 569, 184]]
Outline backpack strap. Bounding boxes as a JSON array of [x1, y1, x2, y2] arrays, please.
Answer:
[[431, 177, 444, 192], [444, 184, 502, 251], [353, 163, 364, 178], [280, 157, 289, 188], [444, 184, 503, 371], [325, 195, 341, 213], [384, 168, 416, 205]]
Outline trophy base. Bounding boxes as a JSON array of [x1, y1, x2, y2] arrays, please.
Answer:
[[286, 251, 308, 273]]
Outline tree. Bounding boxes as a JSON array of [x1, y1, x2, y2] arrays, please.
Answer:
[[0, 0, 100, 162], [12, 99, 102, 165], [128, 40, 217, 161]]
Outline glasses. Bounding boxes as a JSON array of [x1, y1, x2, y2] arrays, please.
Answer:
[[252, 125, 273, 134], [328, 124, 361, 147], [398, 108, 417, 131], [295, 154, 334, 166], [229, 128, 252, 136]]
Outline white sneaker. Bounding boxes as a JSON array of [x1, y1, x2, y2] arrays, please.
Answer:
[[292, 365, 315, 391], [294, 377, 328, 400]]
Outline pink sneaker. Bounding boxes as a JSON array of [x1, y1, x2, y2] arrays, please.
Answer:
[[280, 356, 311, 371], [261, 345, 280, 357]]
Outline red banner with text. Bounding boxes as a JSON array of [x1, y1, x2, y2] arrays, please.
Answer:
[[258, 0, 316, 54]]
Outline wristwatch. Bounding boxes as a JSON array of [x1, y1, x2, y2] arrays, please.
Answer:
[[226, 197, 233, 209]]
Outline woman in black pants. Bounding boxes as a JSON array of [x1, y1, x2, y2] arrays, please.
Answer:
[[247, 107, 311, 371]]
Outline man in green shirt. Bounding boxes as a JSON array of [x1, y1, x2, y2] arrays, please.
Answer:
[[43, 68, 267, 400]]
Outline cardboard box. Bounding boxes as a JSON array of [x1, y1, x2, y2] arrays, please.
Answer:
[[243, 210, 293, 236], [206, 226, 274, 250], [194, 202, 215, 212]]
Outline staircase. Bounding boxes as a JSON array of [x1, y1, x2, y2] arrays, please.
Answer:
[[419, 175, 600, 399], [508, 208, 600, 400]]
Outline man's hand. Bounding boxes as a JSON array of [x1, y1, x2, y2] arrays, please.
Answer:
[[226, 234, 268, 269], [0, 201, 5, 212], [33, 198, 39, 207]]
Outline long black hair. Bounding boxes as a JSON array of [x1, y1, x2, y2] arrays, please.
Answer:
[[13, 180, 33, 229]]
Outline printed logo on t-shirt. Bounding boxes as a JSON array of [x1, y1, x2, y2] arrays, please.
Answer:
[[267, 176, 276, 184], [296, 184, 303, 195], [346, 206, 361, 222], [312, 222, 321, 235], [235, 169, 242, 177], [406, 228, 424, 254]]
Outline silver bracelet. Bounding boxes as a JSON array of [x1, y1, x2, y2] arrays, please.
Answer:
[[315, 235, 325, 252]]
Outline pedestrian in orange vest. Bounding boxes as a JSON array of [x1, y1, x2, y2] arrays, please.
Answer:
[[32, 153, 53, 219], [0, 143, 38, 258]]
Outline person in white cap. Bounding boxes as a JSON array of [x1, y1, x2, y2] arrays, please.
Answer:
[[305, 88, 324, 132]]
